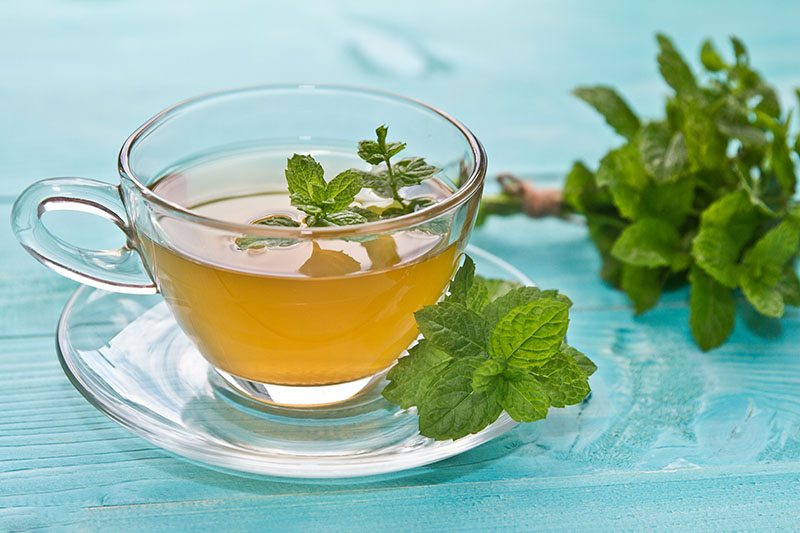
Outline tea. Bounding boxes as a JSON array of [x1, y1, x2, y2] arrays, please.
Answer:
[[139, 149, 459, 386]]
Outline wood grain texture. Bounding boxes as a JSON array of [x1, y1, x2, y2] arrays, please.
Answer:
[[3, 0, 800, 530]]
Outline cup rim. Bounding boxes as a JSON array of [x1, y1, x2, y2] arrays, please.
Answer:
[[117, 84, 487, 239]]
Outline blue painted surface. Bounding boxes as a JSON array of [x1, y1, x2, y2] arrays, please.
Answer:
[[2, 1, 800, 530]]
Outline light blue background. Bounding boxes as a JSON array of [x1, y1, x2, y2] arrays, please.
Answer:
[[2, 1, 800, 530]]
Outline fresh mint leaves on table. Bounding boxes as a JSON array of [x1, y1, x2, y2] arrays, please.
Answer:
[[479, 34, 800, 351], [383, 255, 595, 441], [235, 125, 441, 249]]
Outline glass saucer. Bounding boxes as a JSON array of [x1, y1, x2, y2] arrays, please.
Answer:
[[56, 246, 531, 479]]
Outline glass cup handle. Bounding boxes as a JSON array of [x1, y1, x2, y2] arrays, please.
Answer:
[[11, 177, 158, 294]]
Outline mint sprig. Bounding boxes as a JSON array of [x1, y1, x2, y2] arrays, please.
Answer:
[[234, 154, 366, 249], [382, 255, 595, 441], [285, 154, 366, 226], [236, 126, 442, 249], [353, 125, 441, 215]]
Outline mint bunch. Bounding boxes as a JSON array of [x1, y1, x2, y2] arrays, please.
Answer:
[[383, 256, 595, 441], [563, 34, 800, 350], [236, 126, 441, 249]]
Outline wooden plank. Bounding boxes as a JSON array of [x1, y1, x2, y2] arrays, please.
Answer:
[[4, 0, 800, 530], [57, 466, 800, 531], [0, 200, 78, 338], [2, 301, 799, 529]]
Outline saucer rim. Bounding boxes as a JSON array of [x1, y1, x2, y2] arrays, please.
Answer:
[[55, 245, 531, 479]]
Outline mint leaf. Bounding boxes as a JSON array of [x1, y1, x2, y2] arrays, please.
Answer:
[[445, 255, 476, 306], [754, 82, 781, 118], [777, 264, 800, 306], [466, 279, 490, 313], [324, 170, 363, 211], [375, 124, 406, 158], [586, 217, 624, 283], [358, 141, 389, 165], [656, 33, 698, 97], [415, 302, 489, 358], [483, 286, 545, 330], [531, 348, 591, 408], [443, 256, 491, 313], [561, 343, 597, 377], [700, 190, 762, 249], [741, 274, 784, 318], [234, 216, 301, 249], [730, 36, 748, 64], [408, 197, 434, 211], [383, 341, 452, 409], [739, 221, 800, 316], [639, 122, 687, 182], [692, 226, 742, 288], [256, 215, 299, 227], [284, 154, 362, 224], [346, 206, 380, 222], [742, 219, 800, 270], [539, 289, 573, 307], [489, 298, 570, 367], [689, 266, 736, 350], [572, 85, 641, 141], [621, 264, 664, 314], [638, 177, 695, 228], [391, 157, 441, 187], [324, 210, 369, 226], [795, 90, 800, 156], [683, 100, 727, 169], [498, 373, 550, 423], [285, 154, 325, 199], [290, 192, 323, 216], [611, 218, 682, 268], [595, 144, 649, 220], [471, 358, 505, 393], [716, 101, 769, 148], [700, 39, 726, 71], [563, 161, 611, 213], [418, 356, 502, 441], [353, 168, 394, 198], [380, 206, 407, 219], [766, 121, 796, 194]]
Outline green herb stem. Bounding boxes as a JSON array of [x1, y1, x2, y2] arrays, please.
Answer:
[[383, 155, 409, 212]]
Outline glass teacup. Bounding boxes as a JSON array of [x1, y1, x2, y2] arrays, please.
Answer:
[[12, 85, 487, 406]]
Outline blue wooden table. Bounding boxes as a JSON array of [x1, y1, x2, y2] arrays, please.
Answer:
[[3, 1, 800, 530]]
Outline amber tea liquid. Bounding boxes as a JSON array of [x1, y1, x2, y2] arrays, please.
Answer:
[[138, 148, 459, 386]]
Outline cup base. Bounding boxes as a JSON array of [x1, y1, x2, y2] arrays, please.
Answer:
[[213, 368, 390, 407]]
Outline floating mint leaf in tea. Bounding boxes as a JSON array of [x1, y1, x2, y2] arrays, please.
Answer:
[[235, 124, 444, 250], [235, 215, 300, 250]]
